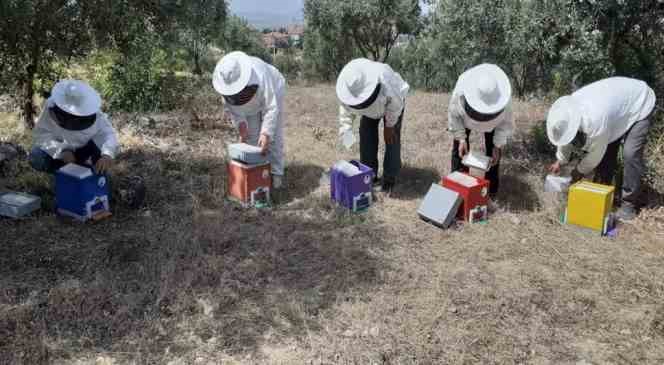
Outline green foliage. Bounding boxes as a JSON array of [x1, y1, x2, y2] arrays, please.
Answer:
[[101, 29, 170, 112], [304, 0, 421, 81], [391, 0, 615, 96], [220, 16, 273, 63], [273, 50, 302, 81], [162, 0, 228, 75]]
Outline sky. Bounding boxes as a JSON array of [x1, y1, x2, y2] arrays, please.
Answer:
[[228, 0, 430, 28], [228, 0, 304, 16]]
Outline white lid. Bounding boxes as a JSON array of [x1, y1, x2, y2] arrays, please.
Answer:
[[0, 192, 39, 206], [446, 171, 478, 188], [229, 143, 263, 154], [333, 160, 362, 177], [462, 151, 491, 170], [58, 163, 93, 179]]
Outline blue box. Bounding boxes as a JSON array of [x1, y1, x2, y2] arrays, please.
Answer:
[[330, 160, 374, 212], [56, 164, 111, 221]]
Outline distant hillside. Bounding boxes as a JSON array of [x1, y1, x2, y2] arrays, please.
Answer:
[[235, 10, 303, 29]]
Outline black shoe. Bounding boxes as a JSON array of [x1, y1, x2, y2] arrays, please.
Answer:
[[381, 178, 395, 193], [616, 203, 637, 221], [372, 176, 382, 187]]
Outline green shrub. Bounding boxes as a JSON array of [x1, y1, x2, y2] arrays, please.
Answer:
[[273, 50, 302, 81]]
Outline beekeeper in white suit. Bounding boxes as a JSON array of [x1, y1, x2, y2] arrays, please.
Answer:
[[30, 79, 119, 175], [448, 63, 514, 198], [213, 51, 287, 188], [547, 77, 656, 221], [337, 58, 409, 193]]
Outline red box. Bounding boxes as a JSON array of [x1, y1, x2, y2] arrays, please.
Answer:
[[442, 172, 490, 222], [227, 160, 272, 207]]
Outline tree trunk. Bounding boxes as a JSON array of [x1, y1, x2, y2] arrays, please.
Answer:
[[193, 39, 203, 75], [20, 70, 36, 130]]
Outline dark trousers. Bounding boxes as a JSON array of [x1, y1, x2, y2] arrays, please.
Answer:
[[594, 118, 651, 207], [359, 111, 403, 183], [30, 140, 102, 174], [451, 129, 500, 196]]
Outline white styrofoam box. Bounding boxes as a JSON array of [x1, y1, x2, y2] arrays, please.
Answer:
[[446, 171, 479, 188], [0, 192, 41, 218], [545, 175, 572, 193], [333, 160, 361, 177], [468, 167, 486, 179], [462, 151, 491, 171], [58, 163, 93, 179], [228, 143, 268, 165], [418, 184, 462, 228]]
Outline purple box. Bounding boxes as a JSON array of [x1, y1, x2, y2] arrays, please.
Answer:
[[330, 160, 375, 212]]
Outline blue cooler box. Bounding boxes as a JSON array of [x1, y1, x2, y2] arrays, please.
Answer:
[[330, 160, 374, 212], [56, 163, 111, 221]]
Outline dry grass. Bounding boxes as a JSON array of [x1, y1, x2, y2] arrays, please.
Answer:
[[1, 85, 663, 364]]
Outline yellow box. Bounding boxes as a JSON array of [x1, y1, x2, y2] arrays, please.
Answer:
[[566, 181, 614, 233]]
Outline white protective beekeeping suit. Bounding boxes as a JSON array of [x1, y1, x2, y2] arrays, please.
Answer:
[[223, 57, 287, 176], [33, 98, 119, 159], [448, 90, 514, 149], [555, 77, 656, 174], [338, 62, 410, 145]]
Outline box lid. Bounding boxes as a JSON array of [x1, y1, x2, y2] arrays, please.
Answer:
[[0, 192, 40, 207], [418, 184, 462, 227], [58, 163, 93, 179], [462, 151, 491, 171], [571, 181, 614, 195], [229, 143, 263, 154], [333, 160, 362, 177], [446, 171, 479, 188]]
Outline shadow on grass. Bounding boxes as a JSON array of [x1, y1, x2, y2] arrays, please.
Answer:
[[273, 162, 326, 205], [0, 148, 386, 364], [497, 165, 541, 212], [392, 164, 441, 200]]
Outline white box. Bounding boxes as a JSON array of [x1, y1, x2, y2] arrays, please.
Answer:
[[0, 192, 41, 218]]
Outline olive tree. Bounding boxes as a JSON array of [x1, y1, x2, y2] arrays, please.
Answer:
[[303, 0, 421, 80]]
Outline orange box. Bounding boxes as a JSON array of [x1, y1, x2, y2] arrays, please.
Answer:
[[227, 160, 272, 207]]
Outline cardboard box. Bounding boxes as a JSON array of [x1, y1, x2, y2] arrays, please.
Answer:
[[330, 160, 374, 212], [442, 172, 490, 222], [418, 184, 462, 228], [0, 192, 41, 218], [565, 181, 614, 234], [56, 163, 111, 221], [227, 160, 272, 207]]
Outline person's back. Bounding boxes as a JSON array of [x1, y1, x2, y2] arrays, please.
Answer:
[[572, 77, 655, 143]]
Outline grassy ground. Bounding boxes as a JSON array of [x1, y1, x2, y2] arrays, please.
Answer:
[[1, 85, 664, 364]]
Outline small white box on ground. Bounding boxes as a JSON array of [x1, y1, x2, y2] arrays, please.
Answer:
[[545, 175, 572, 193], [0, 192, 41, 218], [418, 184, 462, 228]]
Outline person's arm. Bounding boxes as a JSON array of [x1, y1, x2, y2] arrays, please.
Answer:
[[91, 113, 120, 159], [339, 104, 356, 131], [556, 145, 574, 164], [492, 104, 514, 148], [447, 94, 467, 141], [32, 106, 70, 159], [384, 96, 404, 128], [258, 76, 283, 139], [223, 103, 245, 129], [577, 128, 609, 175]]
